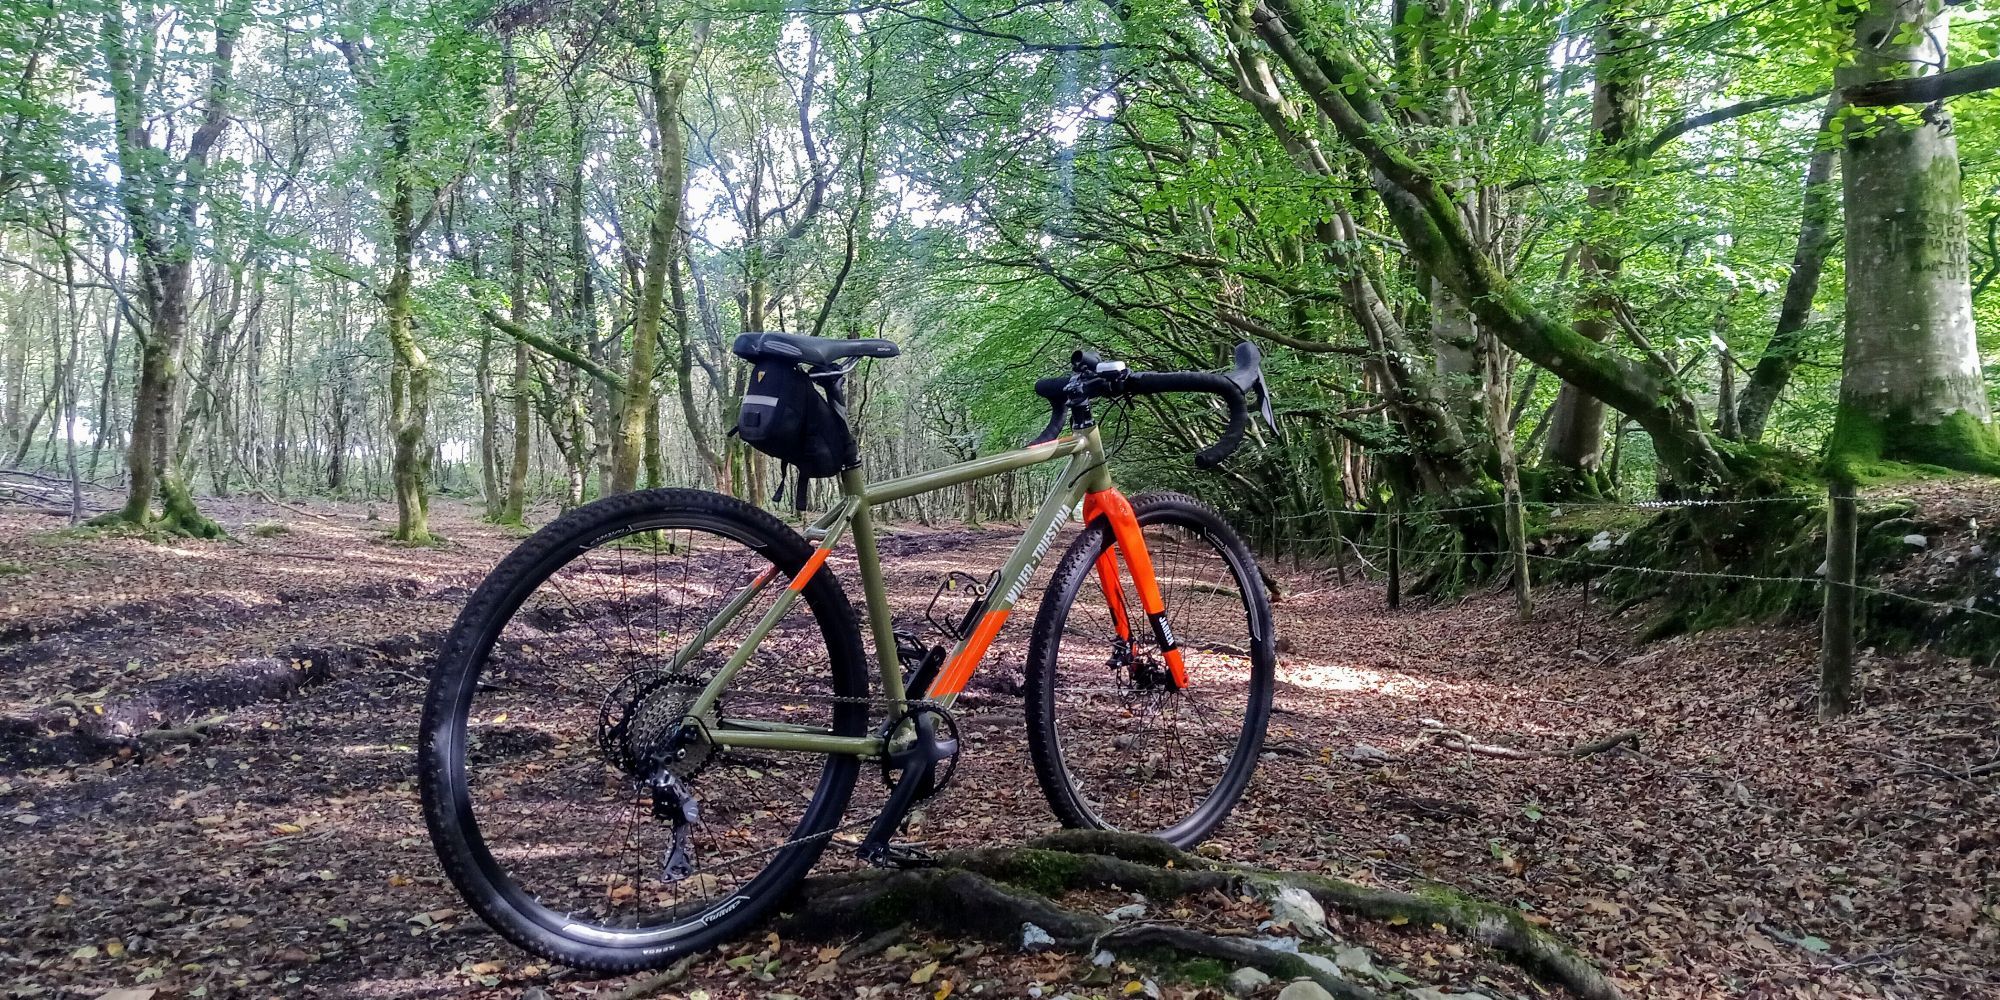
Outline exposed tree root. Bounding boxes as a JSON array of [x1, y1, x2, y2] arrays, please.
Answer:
[[600, 954, 699, 1000], [770, 831, 1624, 1000], [781, 863, 1374, 999], [1098, 922, 1379, 1000], [84, 479, 228, 539], [157, 479, 227, 539], [136, 713, 232, 744]]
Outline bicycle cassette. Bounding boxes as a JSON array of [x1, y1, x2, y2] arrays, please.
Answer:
[[598, 670, 718, 780]]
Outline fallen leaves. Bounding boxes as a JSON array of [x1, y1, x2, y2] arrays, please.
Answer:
[[2, 503, 1996, 1000]]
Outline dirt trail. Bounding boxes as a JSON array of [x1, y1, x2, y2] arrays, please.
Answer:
[[0, 498, 1994, 999]]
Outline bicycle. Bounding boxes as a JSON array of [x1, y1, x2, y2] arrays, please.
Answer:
[[419, 334, 1279, 972]]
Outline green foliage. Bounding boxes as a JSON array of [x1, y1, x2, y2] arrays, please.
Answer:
[[0, 0, 1996, 551]]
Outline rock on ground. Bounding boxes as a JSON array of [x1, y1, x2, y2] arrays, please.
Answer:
[[1225, 966, 1272, 996]]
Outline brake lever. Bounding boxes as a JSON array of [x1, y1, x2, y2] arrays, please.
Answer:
[[1226, 341, 1275, 431]]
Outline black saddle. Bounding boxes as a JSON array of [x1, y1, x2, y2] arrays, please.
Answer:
[[732, 332, 899, 369]]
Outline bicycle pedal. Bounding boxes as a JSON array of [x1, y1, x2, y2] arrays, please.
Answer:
[[857, 842, 939, 869]]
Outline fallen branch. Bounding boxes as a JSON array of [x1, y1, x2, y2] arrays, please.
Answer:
[[136, 713, 231, 744], [1421, 721, 1641, 761], [1887, 753, 2000, 782], [253, 489, 336, 521]]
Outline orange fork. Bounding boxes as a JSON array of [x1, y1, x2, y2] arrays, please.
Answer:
[[1082, 489, 1187, 688]]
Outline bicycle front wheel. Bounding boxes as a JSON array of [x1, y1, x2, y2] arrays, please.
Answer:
[[419, 488, 867, 973], [1024, 491, 1276, 847]]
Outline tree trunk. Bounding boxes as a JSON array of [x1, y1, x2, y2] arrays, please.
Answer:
[[1737, 98, 1841, 442], [1211, 3, 1490, 496], [1250, 0, 1733, 490], [610, 26, 703, 494], [498, 34, 533, 525], [1541, 7, 1642, 492], [1827, 0, 1999, 478], [384, 172, 432, 542], [96, 0, 241, 537]]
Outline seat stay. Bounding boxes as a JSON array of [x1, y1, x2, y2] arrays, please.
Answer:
[[682, 501, 856, 726]]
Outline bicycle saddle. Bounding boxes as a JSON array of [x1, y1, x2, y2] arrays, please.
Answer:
[[731, 332, 900, 368]]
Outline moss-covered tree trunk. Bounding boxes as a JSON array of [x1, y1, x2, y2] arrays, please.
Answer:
[[383, 208, 432, 543], [1212, 1, 1491, 498], [1827, 0, 1999, 479], [97, 0, 239, 538], [610, 23, 703, 495], [1251, 0, 1734, 491], [1540, 7, 1642, 493], [1737, 98, 1841, 442]]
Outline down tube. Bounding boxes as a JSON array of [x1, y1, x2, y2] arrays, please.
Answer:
[[925, 447, 1099, 703]]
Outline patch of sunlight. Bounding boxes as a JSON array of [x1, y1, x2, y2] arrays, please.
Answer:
[[1282, 660, 1434, 697], [159, 545, 225, 559]]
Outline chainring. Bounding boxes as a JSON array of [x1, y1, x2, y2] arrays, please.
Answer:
[[877, 702, 962, 802], [598, 670, 720, 780]]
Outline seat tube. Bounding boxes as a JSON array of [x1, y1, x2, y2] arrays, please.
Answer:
[[843, 465, 908, 709]]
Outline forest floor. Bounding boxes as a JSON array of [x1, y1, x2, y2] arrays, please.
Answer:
[[0, 496, 1996, 1000]]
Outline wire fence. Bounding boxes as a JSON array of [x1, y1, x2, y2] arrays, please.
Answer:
[[1252, 486, 2000, 711]]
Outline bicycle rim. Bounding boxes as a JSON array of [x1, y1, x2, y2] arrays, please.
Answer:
[[1034, 501, 1274, 844]]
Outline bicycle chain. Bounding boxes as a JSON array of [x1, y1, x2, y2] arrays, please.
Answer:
[[626, 681, 1169, 879]]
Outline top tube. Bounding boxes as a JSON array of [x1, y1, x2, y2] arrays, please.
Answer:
[[854, 434, 1093, 507]]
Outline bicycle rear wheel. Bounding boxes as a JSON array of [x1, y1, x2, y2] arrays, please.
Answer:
[[419, 488, 867, 973], [1024, 491, 1275, 847]]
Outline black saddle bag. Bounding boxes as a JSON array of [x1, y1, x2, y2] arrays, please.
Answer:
[[733, 361, 858, 479]]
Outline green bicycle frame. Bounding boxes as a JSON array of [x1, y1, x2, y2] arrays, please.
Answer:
[[674, 427, 1115, 759]]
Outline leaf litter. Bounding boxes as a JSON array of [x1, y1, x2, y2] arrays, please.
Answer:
[[0, 497, 1993, 998]]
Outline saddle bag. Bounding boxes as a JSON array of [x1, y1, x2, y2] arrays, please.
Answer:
[[733, 361, 858, 479]]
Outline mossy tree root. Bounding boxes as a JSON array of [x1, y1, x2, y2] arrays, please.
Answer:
[[782, 865, 1377, 1000], [84, 478, 226, 540], [775, 831, 1624, 1000], [157, 479, 227, 539]]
